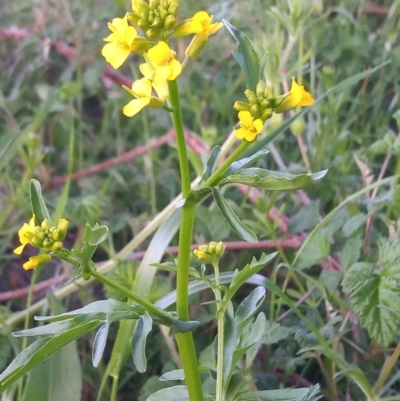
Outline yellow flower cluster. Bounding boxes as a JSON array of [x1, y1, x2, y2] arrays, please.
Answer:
[[193, 241, 225, 263], [101, 1, 223, 118], [234, 78, 314, 142], [14, 215, 69, 270]]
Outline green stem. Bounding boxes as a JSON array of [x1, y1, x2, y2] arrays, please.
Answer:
[[168, 78, 203, 401], [110, 375, 118, 401], [373, 341, 400, 395], [204, 141, 249, 187], [213, 261, 224, 401]]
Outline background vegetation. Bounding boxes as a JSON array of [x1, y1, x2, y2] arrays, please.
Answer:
[[1, 0, 400, 400]]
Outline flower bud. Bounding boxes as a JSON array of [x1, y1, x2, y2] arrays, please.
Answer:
[[51, 241, 63, 252], [244, 89, 257, 104], [146, 27, 161, 40], [261, 108, 273, 121], [152, 17, 163, 29], [256, 80, 266, 95], [290, 116, 306, 137], [41, 219, 51, 231], [168, 2, 179, 16], [208, 241, 218, 254], [250, 104, 261, 119], [138, 18, 150, 30], [215, 242, 225, 258], [31, 237, 43, 248], [42, 239, 51, 249], [56, 218, 69, 241], [194, 249, 212, 262], [260, 99, 270, 109], [233, 101, 251, 112], [163, 15, 175, 30], [160, 0, 168, 9], [23, 254, 52, 271], [159, 9, 168, 20], [185, 34, 208, 59], [127, 12, 141, 26]]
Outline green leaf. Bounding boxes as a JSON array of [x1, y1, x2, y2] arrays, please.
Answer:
[[147, 385, 189, 401], [202, 146, 222, 181], [236, 385, 322, 401], [159, 366, 210, 381], [342, 257, 400, 347], [340, 237, 363, 270], [221, 150, 269, 179], [212, 187, 258, 243], [92, 324, 109, 368], [83, 223, 109, 247], [223, 20, 260, 92], [219, 169, 328, 191], [22, 342, 82, 401], [132, 312, 153, 373], [0, 320, 101, 394], [295, 229, 331, 270], [34, 300, 141, 323], [169, 319, 200, 336], [235, 286, 266, 325], [29, 179, 51, 224]]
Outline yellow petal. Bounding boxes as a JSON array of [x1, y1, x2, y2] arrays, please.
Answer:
[[102, 42, 130, 69], [209, 21, 223, 35], [124, 25, 137, 46], [13, 244, 26, 255], [193, 11, 212, 24], [123, 98, 150, 117], [139, 62, 155, 80], [173, 19, 204, 36], [168, 59, 182, 80], [235, 127, 248, 140], [148, 42, 173, 65], [153, 65, 173, 83], [298, 91, 314, 107], [132, 78, 153, 97], [288, 78, 304, 106], [110, 16, 128, 33], [153, 81, 169, 100], [23, 254, 52, 271], [253, 119, 264, 134], [238, 111, 252, 125]]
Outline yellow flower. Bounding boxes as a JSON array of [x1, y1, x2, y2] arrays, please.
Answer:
[[274, 77, 314, 114], [23, 254, 52, 271], [122, 78, 164, 117], [102, 15, 138, 69], [235, 111, 264, 142], [14, 215, 37, 255], [173, 11, 223, 58], [139, 42, 182, 82]]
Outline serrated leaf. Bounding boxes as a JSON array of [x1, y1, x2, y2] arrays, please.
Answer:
[[340, 237, 363, 270], [202, 146, 222, 181], [132, 312, 153, 373], [221, 150, 269, 179], [342, 260, 400, 347], [212, 187, 257, 243], [223, 20, 260, 92], [30, 179, 51, 224], [219, 169, 328, 191]]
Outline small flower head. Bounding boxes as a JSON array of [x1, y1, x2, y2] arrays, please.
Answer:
[[193, 241, 225, 263], [235, 111, 264, 142], [23, 254, 52, 271], [122, 78, 164, 117], [139, 42, 182, 82], [14, 216, 69, 257], [173, 11, 223, 58], [274, 77, 314, 114], [102, 15, 138, 69]]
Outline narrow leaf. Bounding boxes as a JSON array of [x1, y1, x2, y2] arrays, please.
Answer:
[[202, 146, 222, 181], [146, 385, 189, 401], [132, 312, 153, 373], [212, 187, 257, 243], [30, 179, 51, 224], [221, 150, 269, 179], [235, 286, 266, 325], [92, 324, 109, 368], [223, 20, 260, 91]]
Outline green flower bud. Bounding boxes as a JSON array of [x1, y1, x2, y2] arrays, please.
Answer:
[[146, 27, 161, 40], [208, 241, 218, 254], [51, 241, 63, 252], [160, 0, 168, 10], [168, 2, 179, 16], [260, 99, 270, 109], [152, 17, 163, 28], [250, 104, 261, 119], [215, 242, 225, 258], [233, 101, 251, 112], [148, 14, 155, 24], [163, 15, 175, 30], [256, 80, 266, 95], [42, 239, 51, 249], [31, 237, 43, 248], [244, 89, 257, 104], [52, 229, 61, 241], [127, 12, 141, 27], [159, 9, 167, 20], [138, 18, 150, 30], [56, 218, 69, 241], [261, 108, 273, 121], [290, 117, 306, 137], [41, 219, 51, 230], [37, 231, 46, 241], [264, 87, 272, 98]]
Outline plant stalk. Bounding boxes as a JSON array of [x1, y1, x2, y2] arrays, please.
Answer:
[[168, 78, 203, 401], [373, 341, 400, 395]]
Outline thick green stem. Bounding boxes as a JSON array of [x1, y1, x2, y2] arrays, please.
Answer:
[[168, 79, 203, 401], [373, 341, 400, 395]]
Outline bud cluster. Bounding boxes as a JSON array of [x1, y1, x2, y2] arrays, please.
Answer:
[[234, 80, 274, 123], [193, 241, 225, 263], [131, 0, 179, 40], [27, 218, 69, 252]]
